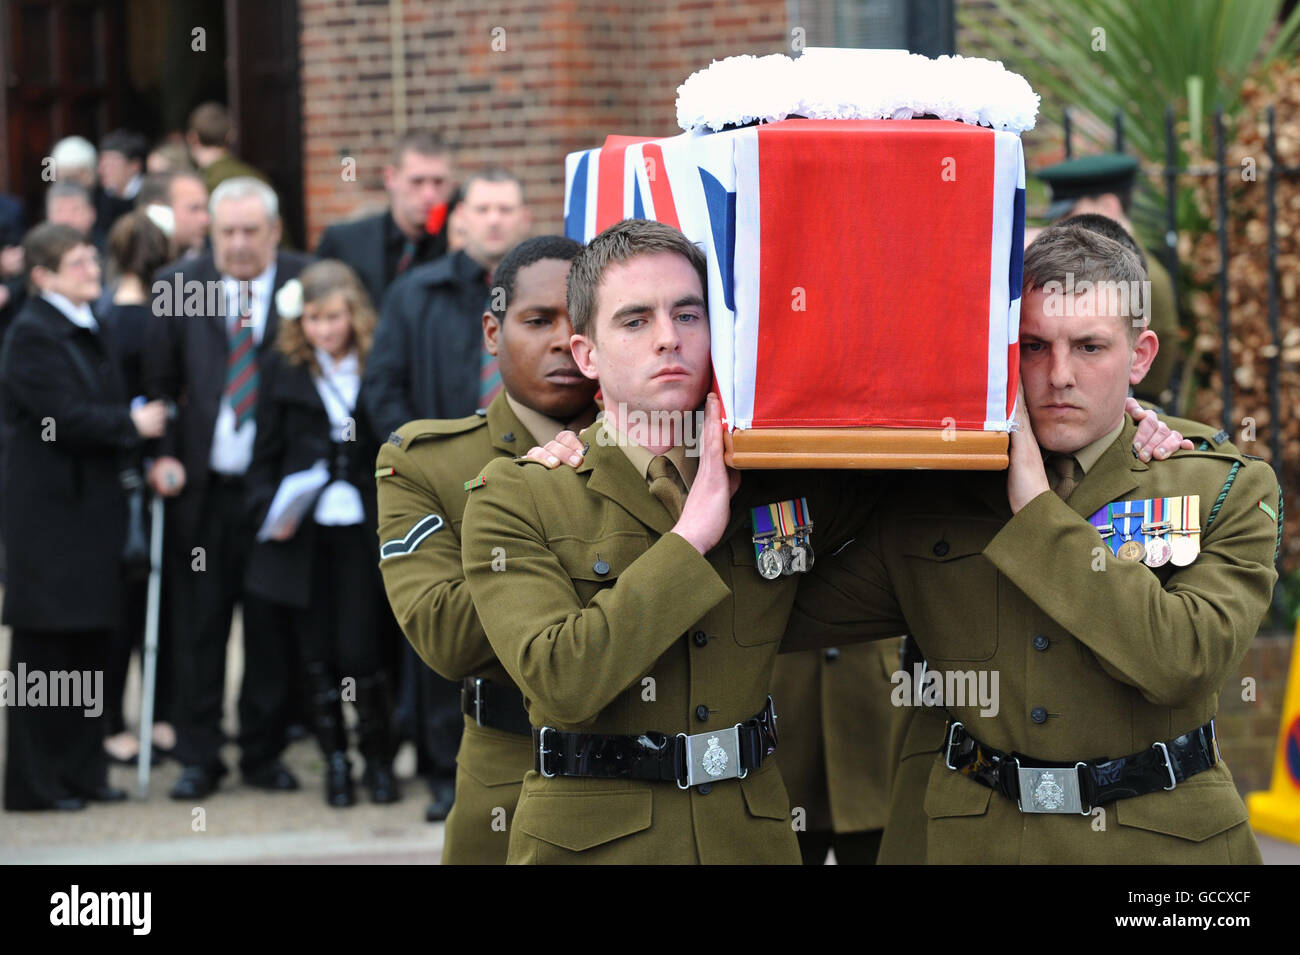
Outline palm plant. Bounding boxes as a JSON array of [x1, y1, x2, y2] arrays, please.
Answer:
[[961, 0, 1300, 245]]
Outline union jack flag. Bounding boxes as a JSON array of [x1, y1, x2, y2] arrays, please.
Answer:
[[564, 118, 1025, 433]]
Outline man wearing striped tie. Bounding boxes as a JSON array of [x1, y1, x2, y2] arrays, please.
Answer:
[[362, 167, 531, 820], [145, 177, 313, 800]]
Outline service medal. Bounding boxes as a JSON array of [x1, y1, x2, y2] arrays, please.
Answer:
[[1143, 497, 1172, 567], [1117, 540, 1145, 562], [1170, 494, 1201, 566], [1112, 503, 1144, 561], [752, 498, 814, 579]]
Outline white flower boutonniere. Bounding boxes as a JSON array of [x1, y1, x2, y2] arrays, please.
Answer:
[[276, 278, 304, 320]]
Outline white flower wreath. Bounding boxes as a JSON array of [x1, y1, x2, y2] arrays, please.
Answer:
[[676, 49, 1039, 134]]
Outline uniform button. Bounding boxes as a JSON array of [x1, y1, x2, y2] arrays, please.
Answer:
[[593, 557, 610, 575], [1030, 706, 1048, 724], [824, 647, 840, 661], [695, 704, 709, 722], [692, 630, 708, 647], [1032, 634, 1050, 651], [932, 541, 949, 557], [475, 408, 487, 417], [502, 431, 515, 442], [696, 783, 712, 795]]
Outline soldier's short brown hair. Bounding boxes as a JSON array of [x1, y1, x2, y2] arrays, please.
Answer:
[[188, 102, 232, 148], [1023, 224, 1149, 342], [567, 219, 708, 339]]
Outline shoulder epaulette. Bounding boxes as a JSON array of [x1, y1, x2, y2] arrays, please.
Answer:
[[392, 414, 489, 447]]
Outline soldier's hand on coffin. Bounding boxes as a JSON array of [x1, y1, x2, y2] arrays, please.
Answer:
[[1125, 396, 1193, 462], [1007, 381, 1050, 515], [523, 429, 586, 468], [674, 394, 739, 555]]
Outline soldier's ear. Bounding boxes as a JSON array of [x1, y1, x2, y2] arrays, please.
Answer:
[[1128, 328, 1158, 386], [483, 310, 500, 357], [570, 332, 598, 380]]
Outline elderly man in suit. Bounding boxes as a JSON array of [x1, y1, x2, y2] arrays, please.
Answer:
[[145, 177, 312, 799], [314, 132, 453, 309]]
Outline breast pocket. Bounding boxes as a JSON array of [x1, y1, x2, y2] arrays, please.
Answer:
[[550, 533, 653, 605], [727, 537, 798, 646], [899, 519, 1001, 662]]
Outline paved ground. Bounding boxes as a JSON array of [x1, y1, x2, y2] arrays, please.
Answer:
[[1, 590, 1298, 865], [0, 599, 444, 864]]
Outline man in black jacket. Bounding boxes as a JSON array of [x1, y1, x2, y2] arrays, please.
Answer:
[[144, 177, 312, 800], [363, 168, 531, 436], [314, 132, 454, 309], [362, 167, 530, 819], [1, 223, 169, 810]]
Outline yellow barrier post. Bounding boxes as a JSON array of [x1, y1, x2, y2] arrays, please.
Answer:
[[1247, 621, 1300, 844]]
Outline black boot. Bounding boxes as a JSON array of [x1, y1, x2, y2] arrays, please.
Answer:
[[355, 672, 402, 804], [307, 662, 355, 808]]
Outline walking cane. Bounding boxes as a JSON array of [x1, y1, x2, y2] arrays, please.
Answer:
[[137, 493, 165, 796]]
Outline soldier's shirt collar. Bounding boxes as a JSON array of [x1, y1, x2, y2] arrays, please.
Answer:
[[1042, 417, 1125, 476], [504, 393, 596, 448], [599, 417, 699, 490]]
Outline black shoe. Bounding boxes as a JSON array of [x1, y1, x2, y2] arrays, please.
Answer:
[[363, 763, 402, 805], [243, 760, 300, 792], [81, 785, 128, 803], [52, 796, 87, 811], [324, 752, 356, 808], [169, 764, 227, 800], [424, 778, 455, 822]]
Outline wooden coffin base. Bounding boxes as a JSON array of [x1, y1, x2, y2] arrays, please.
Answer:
[[723, 427, 1010, 470]]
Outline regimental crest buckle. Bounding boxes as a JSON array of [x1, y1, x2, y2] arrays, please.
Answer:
[[678, 726, 745, 789], [1016, 760, 1090, 814], [702, 737, 728, 777], [1033, 772, 1066, 811], [751, 498, 814, 580]]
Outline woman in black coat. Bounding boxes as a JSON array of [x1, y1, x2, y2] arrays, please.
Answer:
[[0, 223, 169, 810], [99, 211, 177, 766], [244, 260, 400, 807]]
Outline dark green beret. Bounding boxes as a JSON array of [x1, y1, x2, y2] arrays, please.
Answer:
[[1037, 153, 1139, 218]]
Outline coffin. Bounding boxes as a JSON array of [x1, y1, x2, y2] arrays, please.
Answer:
[[563, 57, 1031, 469]]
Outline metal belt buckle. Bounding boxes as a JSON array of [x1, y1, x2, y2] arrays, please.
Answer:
[[677, 725, 744, 789], [1015, 758, 1091, 814], [537, 726, 557, 778], [943, 720, 965, 770], [1152, 741, 1178, 790], [470, 677, 484, 726]]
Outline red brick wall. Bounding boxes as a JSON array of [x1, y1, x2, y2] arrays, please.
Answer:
[[298, 0, 787, 247]]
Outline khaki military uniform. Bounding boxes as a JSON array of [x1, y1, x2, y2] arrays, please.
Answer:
[[461, 425, 877, 864], [786, 415, 1280, 864], [771, 638, 904, 861], [375, 394, 540, 865]]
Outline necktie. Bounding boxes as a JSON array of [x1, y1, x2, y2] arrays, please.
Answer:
[[647, 455, 687, 521], [478, 346, 502, 409], [1046, 453, 1080, 501], [395, 238, 417, 276], [225, 310, 259, 429]]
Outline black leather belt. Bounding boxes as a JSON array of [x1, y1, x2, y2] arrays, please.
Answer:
[[461, 677, 531, 736], [944, 718, 1219, 814], [534, 697, 779, 789]]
